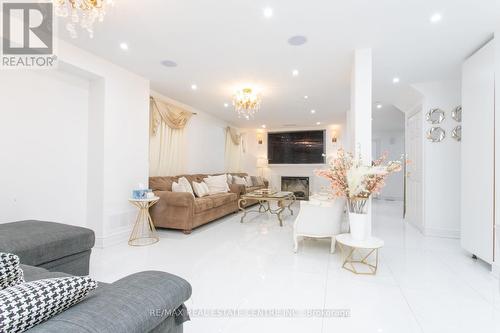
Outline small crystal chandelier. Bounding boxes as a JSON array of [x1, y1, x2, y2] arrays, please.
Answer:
[[232, 88, 262, 119], [55, 0, 114, 39]]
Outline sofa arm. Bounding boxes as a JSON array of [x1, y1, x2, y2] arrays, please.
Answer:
[[29, 271, 192, 333], [155, 190, 194, 208]]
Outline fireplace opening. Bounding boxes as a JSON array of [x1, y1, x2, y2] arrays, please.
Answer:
[[281, 176, 310, 200]]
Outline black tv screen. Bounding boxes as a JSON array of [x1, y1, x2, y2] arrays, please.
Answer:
[[268, 130, 325, 164]]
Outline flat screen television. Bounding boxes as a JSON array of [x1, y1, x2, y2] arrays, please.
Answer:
[[267, 130, 325, 164]]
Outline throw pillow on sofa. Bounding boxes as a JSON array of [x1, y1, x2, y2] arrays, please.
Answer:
[[233, 176, 247, 186], [0, 253, 24, 290], [0, 276, 97, 333], [244, 176, 253, 187], [251, 176, 265, 187], [178, 177, 195, 196], [192, 181, 210, 197], [204, 175, 230, 194], [172, 181, 186, 193], [172, 178, 195, 197]]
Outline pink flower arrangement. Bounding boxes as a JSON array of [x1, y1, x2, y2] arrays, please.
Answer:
[[315, 148, 404, 204]]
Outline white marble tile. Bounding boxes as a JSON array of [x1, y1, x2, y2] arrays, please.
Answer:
[[90, 200, 500, 333]]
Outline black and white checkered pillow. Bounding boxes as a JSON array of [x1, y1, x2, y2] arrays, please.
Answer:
[[0, 277, 97, 333], [0, 253, 24, 290]]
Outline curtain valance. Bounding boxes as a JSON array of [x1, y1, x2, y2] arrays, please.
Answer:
[[150, 96, 195, 135]]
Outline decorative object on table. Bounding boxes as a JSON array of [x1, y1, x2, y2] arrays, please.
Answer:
[[132, 183, 153, 200], [425, 108, 445, 124], [315, 148, 403, 241], [238, 191, 296, 226], [336, 233, 384, 275], [451, 125, 462, 142], [0, 276, 97, 333], [0, 253, 24, 290], [426, 127, 446, 142], [293, 195, 345, 253], [128, 197, 160, 246], [451, 105, 462, 122]]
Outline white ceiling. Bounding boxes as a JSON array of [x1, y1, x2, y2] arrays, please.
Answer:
[[57, 0, 495, 128]]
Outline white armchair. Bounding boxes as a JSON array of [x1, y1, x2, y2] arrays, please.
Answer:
[[293, 196, 346, 253]]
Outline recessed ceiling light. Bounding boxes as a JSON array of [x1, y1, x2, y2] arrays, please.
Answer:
[[392, 77, 400, 84], [119, 42, 128, 50], [316, 122, 321, 125], [292, 69, 299, 77], [223, 103, 229, 108], [263, 7, 273, 18], [191, 84, 198, 90], [261, 124, 266, 128], [310, 109, 316, 114], [288, 35, 308, 46], [376, 103, 382, 109], [161, 60, 177, 67], [304, 95, 309, 99], [430, 13, 442, 23]]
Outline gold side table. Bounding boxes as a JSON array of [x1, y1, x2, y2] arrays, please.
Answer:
[[128, 197, 160, 246], [336, 233, 384, 275]]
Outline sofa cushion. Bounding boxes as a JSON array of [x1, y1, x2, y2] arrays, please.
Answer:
[[194, 197, 214, 213], [208, 193, 237, 208], [0, 221, 95, 268], [204, 175, 230, 194]]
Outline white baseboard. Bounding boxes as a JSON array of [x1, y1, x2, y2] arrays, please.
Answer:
[[423, 227, 460, 239], [95, 228, 131, 248]]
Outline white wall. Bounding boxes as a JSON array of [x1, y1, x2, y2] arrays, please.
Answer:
[[413, 80, 461, 238], [0, 39, 151, 248], [241, 124, 344, 194], [150, 92, 229, 175], [495, 21, 500, 276], [0, 70, 89, 226], [372, 130, 405, 201]]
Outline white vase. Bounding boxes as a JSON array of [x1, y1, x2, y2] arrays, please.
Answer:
[[349, 212, 369, 241]]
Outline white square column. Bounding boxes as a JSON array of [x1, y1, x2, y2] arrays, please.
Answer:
[[348, 48, 373, 161], [346, 48, 373, 233]]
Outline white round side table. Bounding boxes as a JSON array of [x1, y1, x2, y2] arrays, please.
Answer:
[[336, 233, 384, 275], [128, 197, 160, 246]]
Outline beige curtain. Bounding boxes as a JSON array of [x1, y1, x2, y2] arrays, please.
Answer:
[[149, 97, 194, 176], [224, 127, 243, 172]]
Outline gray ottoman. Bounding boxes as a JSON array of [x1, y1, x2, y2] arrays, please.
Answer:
[[0, 220, 95, 276]]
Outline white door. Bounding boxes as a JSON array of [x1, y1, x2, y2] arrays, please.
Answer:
[[406, 110, 423, 231]]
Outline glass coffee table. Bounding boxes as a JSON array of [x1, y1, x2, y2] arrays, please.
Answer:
[[238, 190, 296, 226]]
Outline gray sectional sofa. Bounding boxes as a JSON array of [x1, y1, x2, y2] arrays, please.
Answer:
[[0, 220, 192, 333]]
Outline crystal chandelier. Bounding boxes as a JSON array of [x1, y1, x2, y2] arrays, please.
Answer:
[[55, 0, 114, 38], [232, 88, 262, 119]]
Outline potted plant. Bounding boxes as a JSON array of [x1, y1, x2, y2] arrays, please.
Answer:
[[315, 148, 403, 240]]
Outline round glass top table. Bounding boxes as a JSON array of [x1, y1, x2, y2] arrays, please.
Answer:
[[335, 233, 384, 275]]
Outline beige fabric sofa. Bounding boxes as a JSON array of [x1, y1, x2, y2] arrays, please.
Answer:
[[149, 173, 268, 234]]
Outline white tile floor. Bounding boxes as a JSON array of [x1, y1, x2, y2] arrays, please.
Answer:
[[90, 200, 500, 333]]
